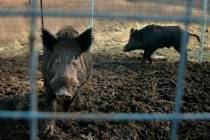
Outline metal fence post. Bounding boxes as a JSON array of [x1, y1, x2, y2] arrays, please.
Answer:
[[198, 0, 208, 63], [170, 0, 193, 139], [89, 0, 94, 28], [29, 0, 38, 139]]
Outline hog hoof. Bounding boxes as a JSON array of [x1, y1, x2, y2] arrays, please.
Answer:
[[41, 121, 56, 135]]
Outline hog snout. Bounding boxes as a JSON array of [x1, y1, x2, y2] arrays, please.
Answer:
[[50, 74, 80, 97], [56, 87, 76, 97], [56, 76, 80, 96]]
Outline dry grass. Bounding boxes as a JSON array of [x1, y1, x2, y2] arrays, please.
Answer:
[[0, 0, 209, 61]]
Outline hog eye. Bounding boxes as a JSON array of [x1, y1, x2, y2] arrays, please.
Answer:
[[72, 61, 77, 66], [71, 57, 78, 66]]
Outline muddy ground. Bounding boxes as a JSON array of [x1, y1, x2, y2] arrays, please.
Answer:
[[0, 50, 210, 140]]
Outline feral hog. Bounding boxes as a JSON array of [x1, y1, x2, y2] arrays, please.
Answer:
[[123, 24, 200, 64], [41, 26, 93, 134]]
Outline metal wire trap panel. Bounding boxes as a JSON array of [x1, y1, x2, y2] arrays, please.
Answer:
[[0, 0, 209, 140]]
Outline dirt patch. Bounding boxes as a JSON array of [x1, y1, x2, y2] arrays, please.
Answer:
[[0, 51, 210, 139]]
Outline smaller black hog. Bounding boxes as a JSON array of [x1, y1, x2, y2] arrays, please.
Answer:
[[123, 24, 200, 64]]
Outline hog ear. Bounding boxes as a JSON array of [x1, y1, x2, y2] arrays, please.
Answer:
[[41, 28, 57, 50], [130, 28, 135, 33], [75, 28, 93, 53]]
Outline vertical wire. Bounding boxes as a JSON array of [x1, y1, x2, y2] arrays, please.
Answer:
[[198, 0, 208, 63], [89, 0, 95, 52], [170, 0, 193, 140], [29, 0, 38, 140], [40, 0, 44, 29], [89, 0, 94, 28]]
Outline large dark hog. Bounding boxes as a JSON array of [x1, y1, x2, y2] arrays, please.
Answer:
[[41, 26, 93, 135], [123, 24, 200, 64]]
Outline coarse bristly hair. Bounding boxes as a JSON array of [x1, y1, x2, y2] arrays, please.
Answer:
[[56, 26, 79, 41]]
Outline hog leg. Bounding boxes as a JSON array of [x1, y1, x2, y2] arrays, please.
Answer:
[[173, 44, 181, 54], [141, 50, 155, 64], [48, 99, 57, 135], [147, 57, 153, 64], [42, 91, 57, 135], [141, 51, 147, 64], [147, 50, 155, 64]]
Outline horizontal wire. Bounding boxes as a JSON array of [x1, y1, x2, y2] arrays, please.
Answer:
[[0, 111, 210, 121], [0, 9, 209, 24]]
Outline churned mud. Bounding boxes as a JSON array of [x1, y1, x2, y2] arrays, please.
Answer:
[[0, 51, 210, 140]]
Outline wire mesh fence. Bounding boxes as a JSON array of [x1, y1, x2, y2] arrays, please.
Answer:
[[0, 0, 210, 139]]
